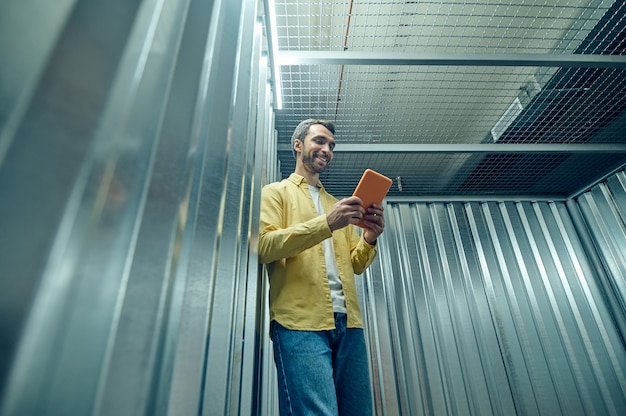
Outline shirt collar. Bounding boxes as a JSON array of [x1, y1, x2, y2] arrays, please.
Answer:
[[288, 173, 324, 189]]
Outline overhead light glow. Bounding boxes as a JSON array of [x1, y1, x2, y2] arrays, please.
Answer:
[[267, 0, 282, 109]]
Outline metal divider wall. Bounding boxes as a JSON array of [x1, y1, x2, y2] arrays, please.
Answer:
[[358, 175, 626, 415], [573, 170, 626, 333], [0, 0, 275, 414]]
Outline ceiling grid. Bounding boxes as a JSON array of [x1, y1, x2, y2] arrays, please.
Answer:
[[267, 0, 626, 198]]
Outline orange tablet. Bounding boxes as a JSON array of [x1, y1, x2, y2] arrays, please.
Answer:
[[352, 169, 392, 228]]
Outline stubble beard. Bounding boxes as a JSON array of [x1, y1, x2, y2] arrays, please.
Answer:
[[302, 152, 329, 174]]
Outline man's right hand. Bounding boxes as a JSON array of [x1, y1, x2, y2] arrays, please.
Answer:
[[326, 196, 366, 231]]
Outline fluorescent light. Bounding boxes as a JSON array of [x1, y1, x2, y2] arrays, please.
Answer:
[[491, 78, 542, 142], [491, 97, 523, 142], [267, 0, 282, 109]]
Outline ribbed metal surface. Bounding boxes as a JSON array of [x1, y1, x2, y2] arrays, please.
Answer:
[[574, 169, 626, 332], [358, 182, 626, 414], [3, 1, 626, 415], [0, 0, 269, 414]]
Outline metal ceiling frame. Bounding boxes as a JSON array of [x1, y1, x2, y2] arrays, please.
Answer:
[[277, 51, 626, 69], [277, 143, 626, 153], [377, 159, 626, 202], [265, 1, 626, 200]]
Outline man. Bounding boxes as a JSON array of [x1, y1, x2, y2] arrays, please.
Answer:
[[258, 119, 385, 415]]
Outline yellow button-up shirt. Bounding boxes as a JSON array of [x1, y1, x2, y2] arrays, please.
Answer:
[[258, 173, 378, 331]]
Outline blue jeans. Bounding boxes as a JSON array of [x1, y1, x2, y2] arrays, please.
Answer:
[[271, 313, 373, 416]]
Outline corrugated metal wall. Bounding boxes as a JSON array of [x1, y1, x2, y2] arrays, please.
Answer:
[[357, 173, 626, 415], [2, 0, 626, 414], [0, 0, 276, 414], [574, 170, 626, 328]]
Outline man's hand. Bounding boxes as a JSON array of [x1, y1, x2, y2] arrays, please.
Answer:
[[361, 204, 385, 245], [326, 196, 366, 231]]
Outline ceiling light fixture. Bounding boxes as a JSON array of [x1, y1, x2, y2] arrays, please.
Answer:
[[492, 78, 542, 142], [491, 98, 523, 142]]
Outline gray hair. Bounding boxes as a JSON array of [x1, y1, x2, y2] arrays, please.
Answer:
[[291, 119, 336, 159]]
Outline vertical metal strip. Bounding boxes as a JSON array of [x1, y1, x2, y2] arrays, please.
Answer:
[[0, 0, 166, 414], [156, 0, 250, 413], [238, 15, 265, 416], [200, 0, 258, 412], [446, 203, 514, 416], [259, 81, 280, 416], [514, 202, 589, 415]]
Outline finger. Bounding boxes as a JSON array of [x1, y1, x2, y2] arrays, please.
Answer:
[[363, 215, 383, 228], [363, 221, 382, 234], [368, 211, 383, 221], [375, 215, 384, 228], [350, 209, 364, 221], [367, 206, 383, 216], [344, 196, 363, 206], [351, 205, 366, 216], [350, 213, 363, 224]]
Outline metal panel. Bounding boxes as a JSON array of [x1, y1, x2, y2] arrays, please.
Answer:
[[259, 99, 281, 416], [573, 169, 626, 332], [358, 197, 626, 415], [0, 0, 270, 414], [1, 0, 147, 411], [0, 0, 77, 166]]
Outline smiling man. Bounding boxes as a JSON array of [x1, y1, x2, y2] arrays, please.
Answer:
[[258, 119, 385, 415]]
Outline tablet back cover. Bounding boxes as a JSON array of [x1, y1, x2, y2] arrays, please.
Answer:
[[352, 169, 392, 228]]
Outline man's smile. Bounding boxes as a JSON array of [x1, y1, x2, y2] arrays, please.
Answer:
[[316, 154, 328, 165]]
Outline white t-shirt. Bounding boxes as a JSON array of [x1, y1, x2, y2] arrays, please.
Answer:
[[309, 185, 347, 313]]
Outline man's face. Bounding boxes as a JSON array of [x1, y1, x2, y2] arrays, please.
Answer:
[[296, 124, 335, 174]]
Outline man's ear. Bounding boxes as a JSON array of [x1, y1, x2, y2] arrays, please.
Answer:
[[293, 138, 302, 155]]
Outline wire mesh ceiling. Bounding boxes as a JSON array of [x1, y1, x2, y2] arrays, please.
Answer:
[[267, 0, 626, 198]]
